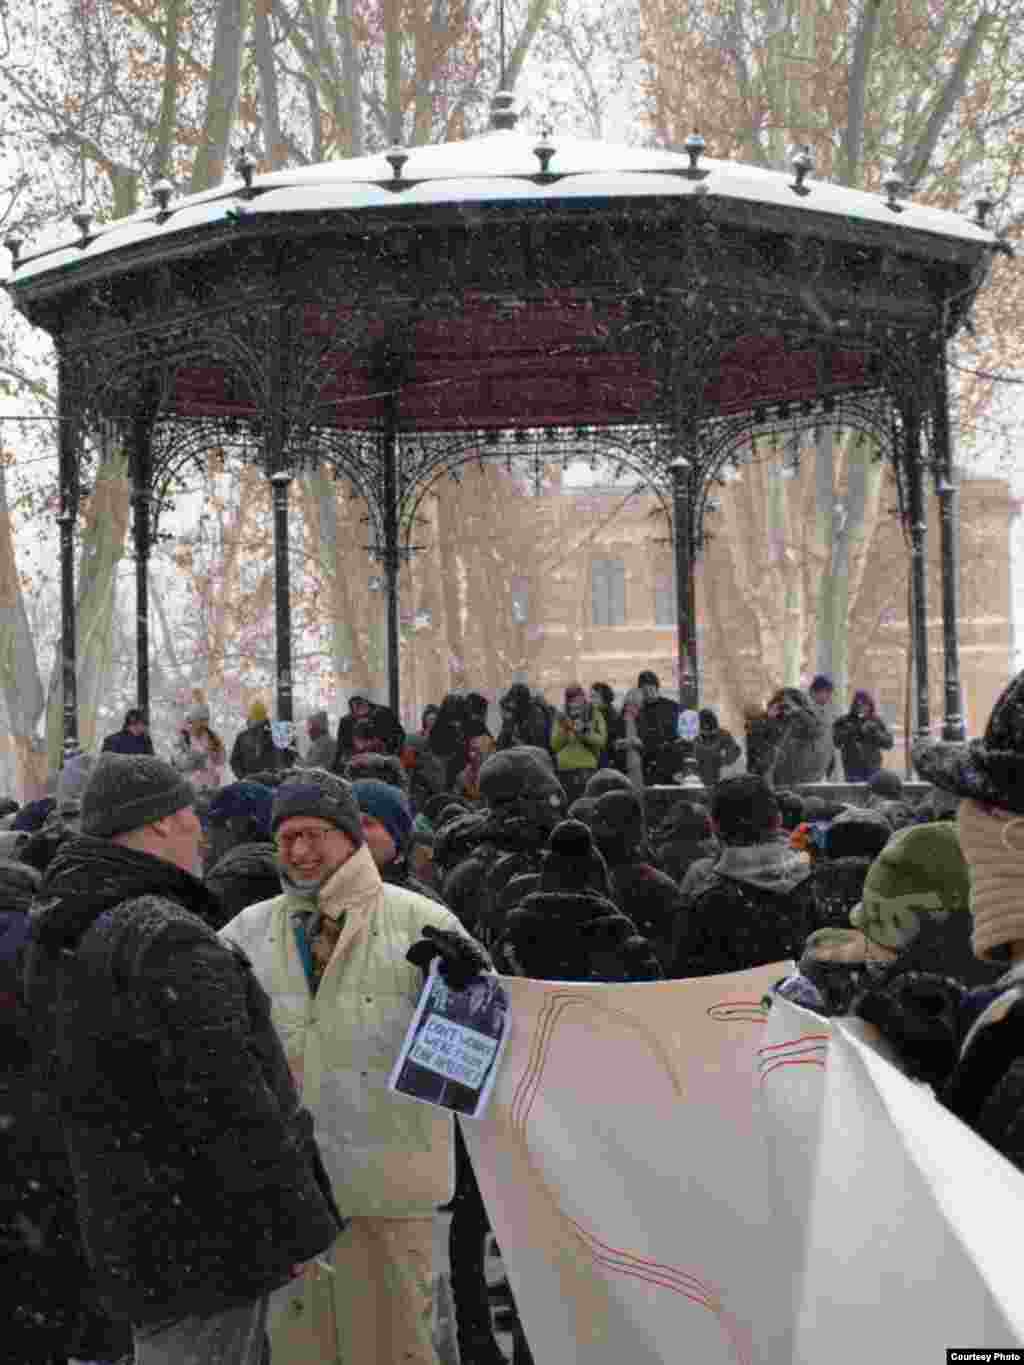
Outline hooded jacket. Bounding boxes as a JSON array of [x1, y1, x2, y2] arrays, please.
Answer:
[[22, 836, 339, 1327], [672, 839, 814, 977], [220, 842, 469, 1217], [746, 689, 832, 787]]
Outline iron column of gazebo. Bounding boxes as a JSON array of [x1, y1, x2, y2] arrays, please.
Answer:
[[932, 341, 966, 742], [129, 408, 155, 723], [670, 456, 699, 712], [267, 304, 294, 724], [56, 347, 79, 748]]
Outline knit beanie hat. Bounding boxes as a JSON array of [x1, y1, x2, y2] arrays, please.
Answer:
[[956, 796, 1024, 961], [637, 670, 659, 689], [479, 748, 564, 811], [81, 753, 195, 838], [538, 820, 613, 897], [849, 821, 969, 952], [207, 781, 275, 838], [591, 789, 646, 855], [868, 769, 903, 801], [352, 779, 413, 854], [583, 768, 634, 800], [248, 699, 269, 724], [271, 768, 364, 845], [13, 797, 56, 834], [823, 808, 892, 860]]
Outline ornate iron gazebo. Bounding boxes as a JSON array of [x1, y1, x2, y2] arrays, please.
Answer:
[[4, 96, 1002, 744]]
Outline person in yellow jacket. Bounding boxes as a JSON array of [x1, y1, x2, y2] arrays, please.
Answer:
[[551, 683, 608, 805], [219, 768, 489, 1365]]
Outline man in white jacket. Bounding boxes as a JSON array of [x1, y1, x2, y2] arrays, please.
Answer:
[[220, 768, 488, 1365]]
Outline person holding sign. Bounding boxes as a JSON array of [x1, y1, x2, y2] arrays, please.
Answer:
[[219, 769, 488, 1365]]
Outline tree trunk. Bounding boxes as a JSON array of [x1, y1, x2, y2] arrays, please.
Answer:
[[191, 0, 250, 194], [0, 462, 46, 799]]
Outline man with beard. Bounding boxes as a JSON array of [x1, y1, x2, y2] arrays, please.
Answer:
[[22, 753, 340, 1365]]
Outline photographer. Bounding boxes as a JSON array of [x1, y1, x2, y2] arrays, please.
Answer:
[[745, 686, 831, 788], [551, 684, 607, 804], [833, 689, 894, 782]]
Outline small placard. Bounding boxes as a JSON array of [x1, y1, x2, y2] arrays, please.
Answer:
[[389, 964, 510, 1119]]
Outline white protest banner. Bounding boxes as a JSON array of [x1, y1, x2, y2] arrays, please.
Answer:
[[459, 965, 791, 1365], [758, 997, 1024, 1361]]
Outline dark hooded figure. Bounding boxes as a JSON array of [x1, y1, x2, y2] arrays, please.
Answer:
[[692, 708, 742, 789], [495, 820, 662, 981], [832, 689, 894, 782], [495, 682, 552, 755], [424, 692, 471, 793], [441, 747, 566, 947], [672, 774, 815, 978], [589, 788, 684, 972]]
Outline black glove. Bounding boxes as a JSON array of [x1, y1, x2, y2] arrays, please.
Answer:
[[406, 925, 493, 990], [851, 972, 965, 1087]]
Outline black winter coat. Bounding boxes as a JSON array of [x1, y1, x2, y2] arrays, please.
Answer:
[[100, 728, 155, 757], [2, 860, 132, 1364], [672, 841, 815, 978], [23, 837, 341, 1327], [636, 697, 681, 784], [230, 719, 297, 779]]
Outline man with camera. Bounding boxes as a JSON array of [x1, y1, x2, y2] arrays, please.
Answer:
[[551, 684, 607, 803]]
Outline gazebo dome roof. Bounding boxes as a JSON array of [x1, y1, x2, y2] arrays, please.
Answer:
[[7, 122, 995, 285]]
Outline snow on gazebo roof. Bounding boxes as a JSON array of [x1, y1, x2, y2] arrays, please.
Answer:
[[5, 103, 997, 286]]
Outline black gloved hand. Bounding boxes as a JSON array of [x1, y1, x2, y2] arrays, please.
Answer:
[[406, 925, 493, 990], [851, 971, 965, 1087]]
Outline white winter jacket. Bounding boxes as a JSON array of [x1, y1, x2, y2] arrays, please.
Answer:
[[220, 843, 465, 1216]]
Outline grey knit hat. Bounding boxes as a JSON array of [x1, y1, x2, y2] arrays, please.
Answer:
[[81, 753, 196, 838], [271, 767, 364, 845]]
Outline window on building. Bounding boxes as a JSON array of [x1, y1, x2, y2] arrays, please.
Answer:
[[591, 557, 626, 626]]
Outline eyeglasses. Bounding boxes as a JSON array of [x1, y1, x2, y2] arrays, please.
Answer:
[[276, 827, 334, 854]]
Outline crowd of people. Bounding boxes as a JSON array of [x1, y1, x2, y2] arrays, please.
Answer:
[[4, 661, 1018, 1365]]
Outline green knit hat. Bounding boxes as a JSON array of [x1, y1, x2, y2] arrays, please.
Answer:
[[849, 821, 970, 951]]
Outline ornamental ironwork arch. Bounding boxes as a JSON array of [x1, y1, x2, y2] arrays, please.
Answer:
[[6, 105, 1003, 745]]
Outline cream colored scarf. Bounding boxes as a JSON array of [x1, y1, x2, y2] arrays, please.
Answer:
[[957, 797, 1024, 961]]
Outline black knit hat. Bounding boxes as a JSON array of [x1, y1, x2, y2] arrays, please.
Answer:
[[271, 768, 364, 845], [913, 668, 1024, 813], [81, 753, 195, 838], [479, 747, 564, 811], [538, 821, 613, 897], [590, 789, 646, 853]]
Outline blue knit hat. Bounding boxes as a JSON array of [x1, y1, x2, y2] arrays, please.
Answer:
[[13, 797, 56, 833], [351, 779, 413, 854], [207, 781, 275, 838]]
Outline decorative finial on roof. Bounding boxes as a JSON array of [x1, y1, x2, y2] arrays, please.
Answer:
[[684, 131, 706, 176], [490, 90, 518, 130], [234, 148, 257, 198], [533, 125, 555, 176], [71, 206, 93, 246], [882, 168, 905, 213], [151, 178, 174, 218], [385, 144, 409, 181], [973, 186, 995, 228], [4, 230, 23, 267], [790, 145, 813, 196]]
